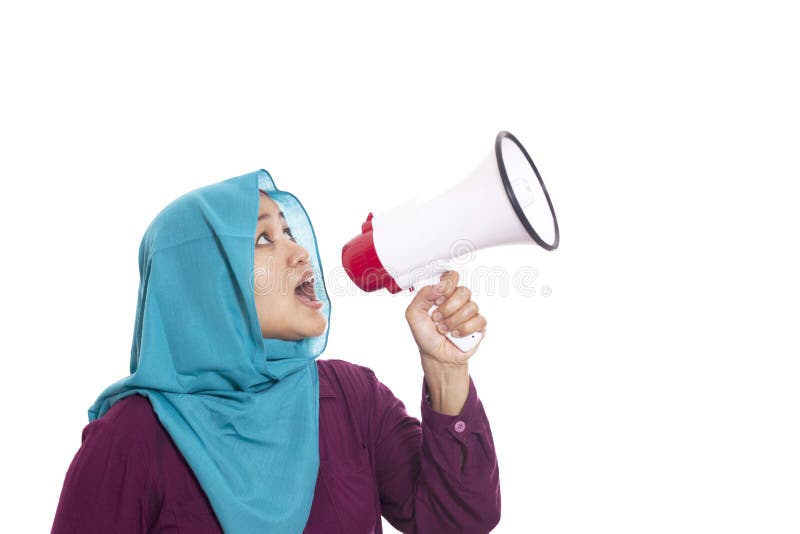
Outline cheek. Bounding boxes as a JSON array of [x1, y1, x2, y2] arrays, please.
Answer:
[[255, 289, 293, 335], [253, 260, 276, 295], [255, 282, 293, 314], [257, 289, 283, 317]]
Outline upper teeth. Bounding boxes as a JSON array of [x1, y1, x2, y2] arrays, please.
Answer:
[[303, 275, 315, 285]]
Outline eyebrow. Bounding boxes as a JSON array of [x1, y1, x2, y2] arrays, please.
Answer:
[[258, 211, 286, 222]]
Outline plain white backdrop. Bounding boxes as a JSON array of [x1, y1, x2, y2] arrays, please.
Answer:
[[1, 1, 798, 532]]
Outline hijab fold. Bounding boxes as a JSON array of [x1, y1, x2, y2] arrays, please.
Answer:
[[88, 169, 331, 533]]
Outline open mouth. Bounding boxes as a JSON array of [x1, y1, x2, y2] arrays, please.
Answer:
[[295, 273, 322, 308]]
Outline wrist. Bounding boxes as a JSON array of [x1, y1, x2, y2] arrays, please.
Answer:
[[419, 351, 469, 373]]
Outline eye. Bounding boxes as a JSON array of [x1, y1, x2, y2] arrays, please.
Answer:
[[256, 227, 297, 246]]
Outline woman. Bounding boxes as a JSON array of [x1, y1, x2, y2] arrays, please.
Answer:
[[51, 169, 501, 533]]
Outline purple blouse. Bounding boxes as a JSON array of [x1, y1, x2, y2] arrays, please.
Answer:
[[51, 358, 501, 533]]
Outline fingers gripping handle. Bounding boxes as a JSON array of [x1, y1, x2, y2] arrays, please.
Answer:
[[412, 266, 483, 353]]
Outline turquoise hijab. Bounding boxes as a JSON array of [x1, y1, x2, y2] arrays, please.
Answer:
[[88, 169, 331, 532]]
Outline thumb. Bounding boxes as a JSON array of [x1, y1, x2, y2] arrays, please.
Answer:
[[407, 282, 445, 315]]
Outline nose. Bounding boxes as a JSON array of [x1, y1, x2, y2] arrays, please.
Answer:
[[289, 241, 311, 267]]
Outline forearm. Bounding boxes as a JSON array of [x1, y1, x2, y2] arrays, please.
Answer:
[[420, 355, 470, 416]]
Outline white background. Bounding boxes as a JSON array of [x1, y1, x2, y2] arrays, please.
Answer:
[[1, 1, 798, 533]]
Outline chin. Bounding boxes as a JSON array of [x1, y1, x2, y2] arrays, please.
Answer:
[[261, 308, 327, 341], [305, 316, 328, 338], [303, 320, 327, 339], [270, 321, 327, 342]]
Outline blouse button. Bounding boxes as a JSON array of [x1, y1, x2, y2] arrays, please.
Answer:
[[454, 420, 466, 433]]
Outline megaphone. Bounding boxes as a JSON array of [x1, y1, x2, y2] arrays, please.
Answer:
[[342, 130, 559, 352]]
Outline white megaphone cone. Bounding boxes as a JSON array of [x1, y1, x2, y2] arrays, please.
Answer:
[[342, 130, 560, 352]]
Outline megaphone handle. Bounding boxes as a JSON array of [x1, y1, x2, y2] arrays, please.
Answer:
[[413, 274, 484, 353], [446, 327, 483, 352]]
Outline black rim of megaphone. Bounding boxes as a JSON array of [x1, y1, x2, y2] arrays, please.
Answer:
[[495, 130, 560, 250]]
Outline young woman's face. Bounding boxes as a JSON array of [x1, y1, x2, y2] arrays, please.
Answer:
[[254, 190, 327, 340]]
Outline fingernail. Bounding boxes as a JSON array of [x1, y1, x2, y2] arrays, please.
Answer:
[[434, 296, 445, 305], [437, 323, 449, 334], [452, 329, 461, 337], [432, 311, 443, 322]]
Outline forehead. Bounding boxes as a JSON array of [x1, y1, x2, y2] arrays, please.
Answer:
[[259, 190, 282, 213]]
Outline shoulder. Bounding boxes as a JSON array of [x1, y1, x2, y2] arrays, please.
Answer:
[[83, 394, 160, 453], [67, 395, 159, 492], [315, 358, 382, 398], [98, 394, 160, 430]]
